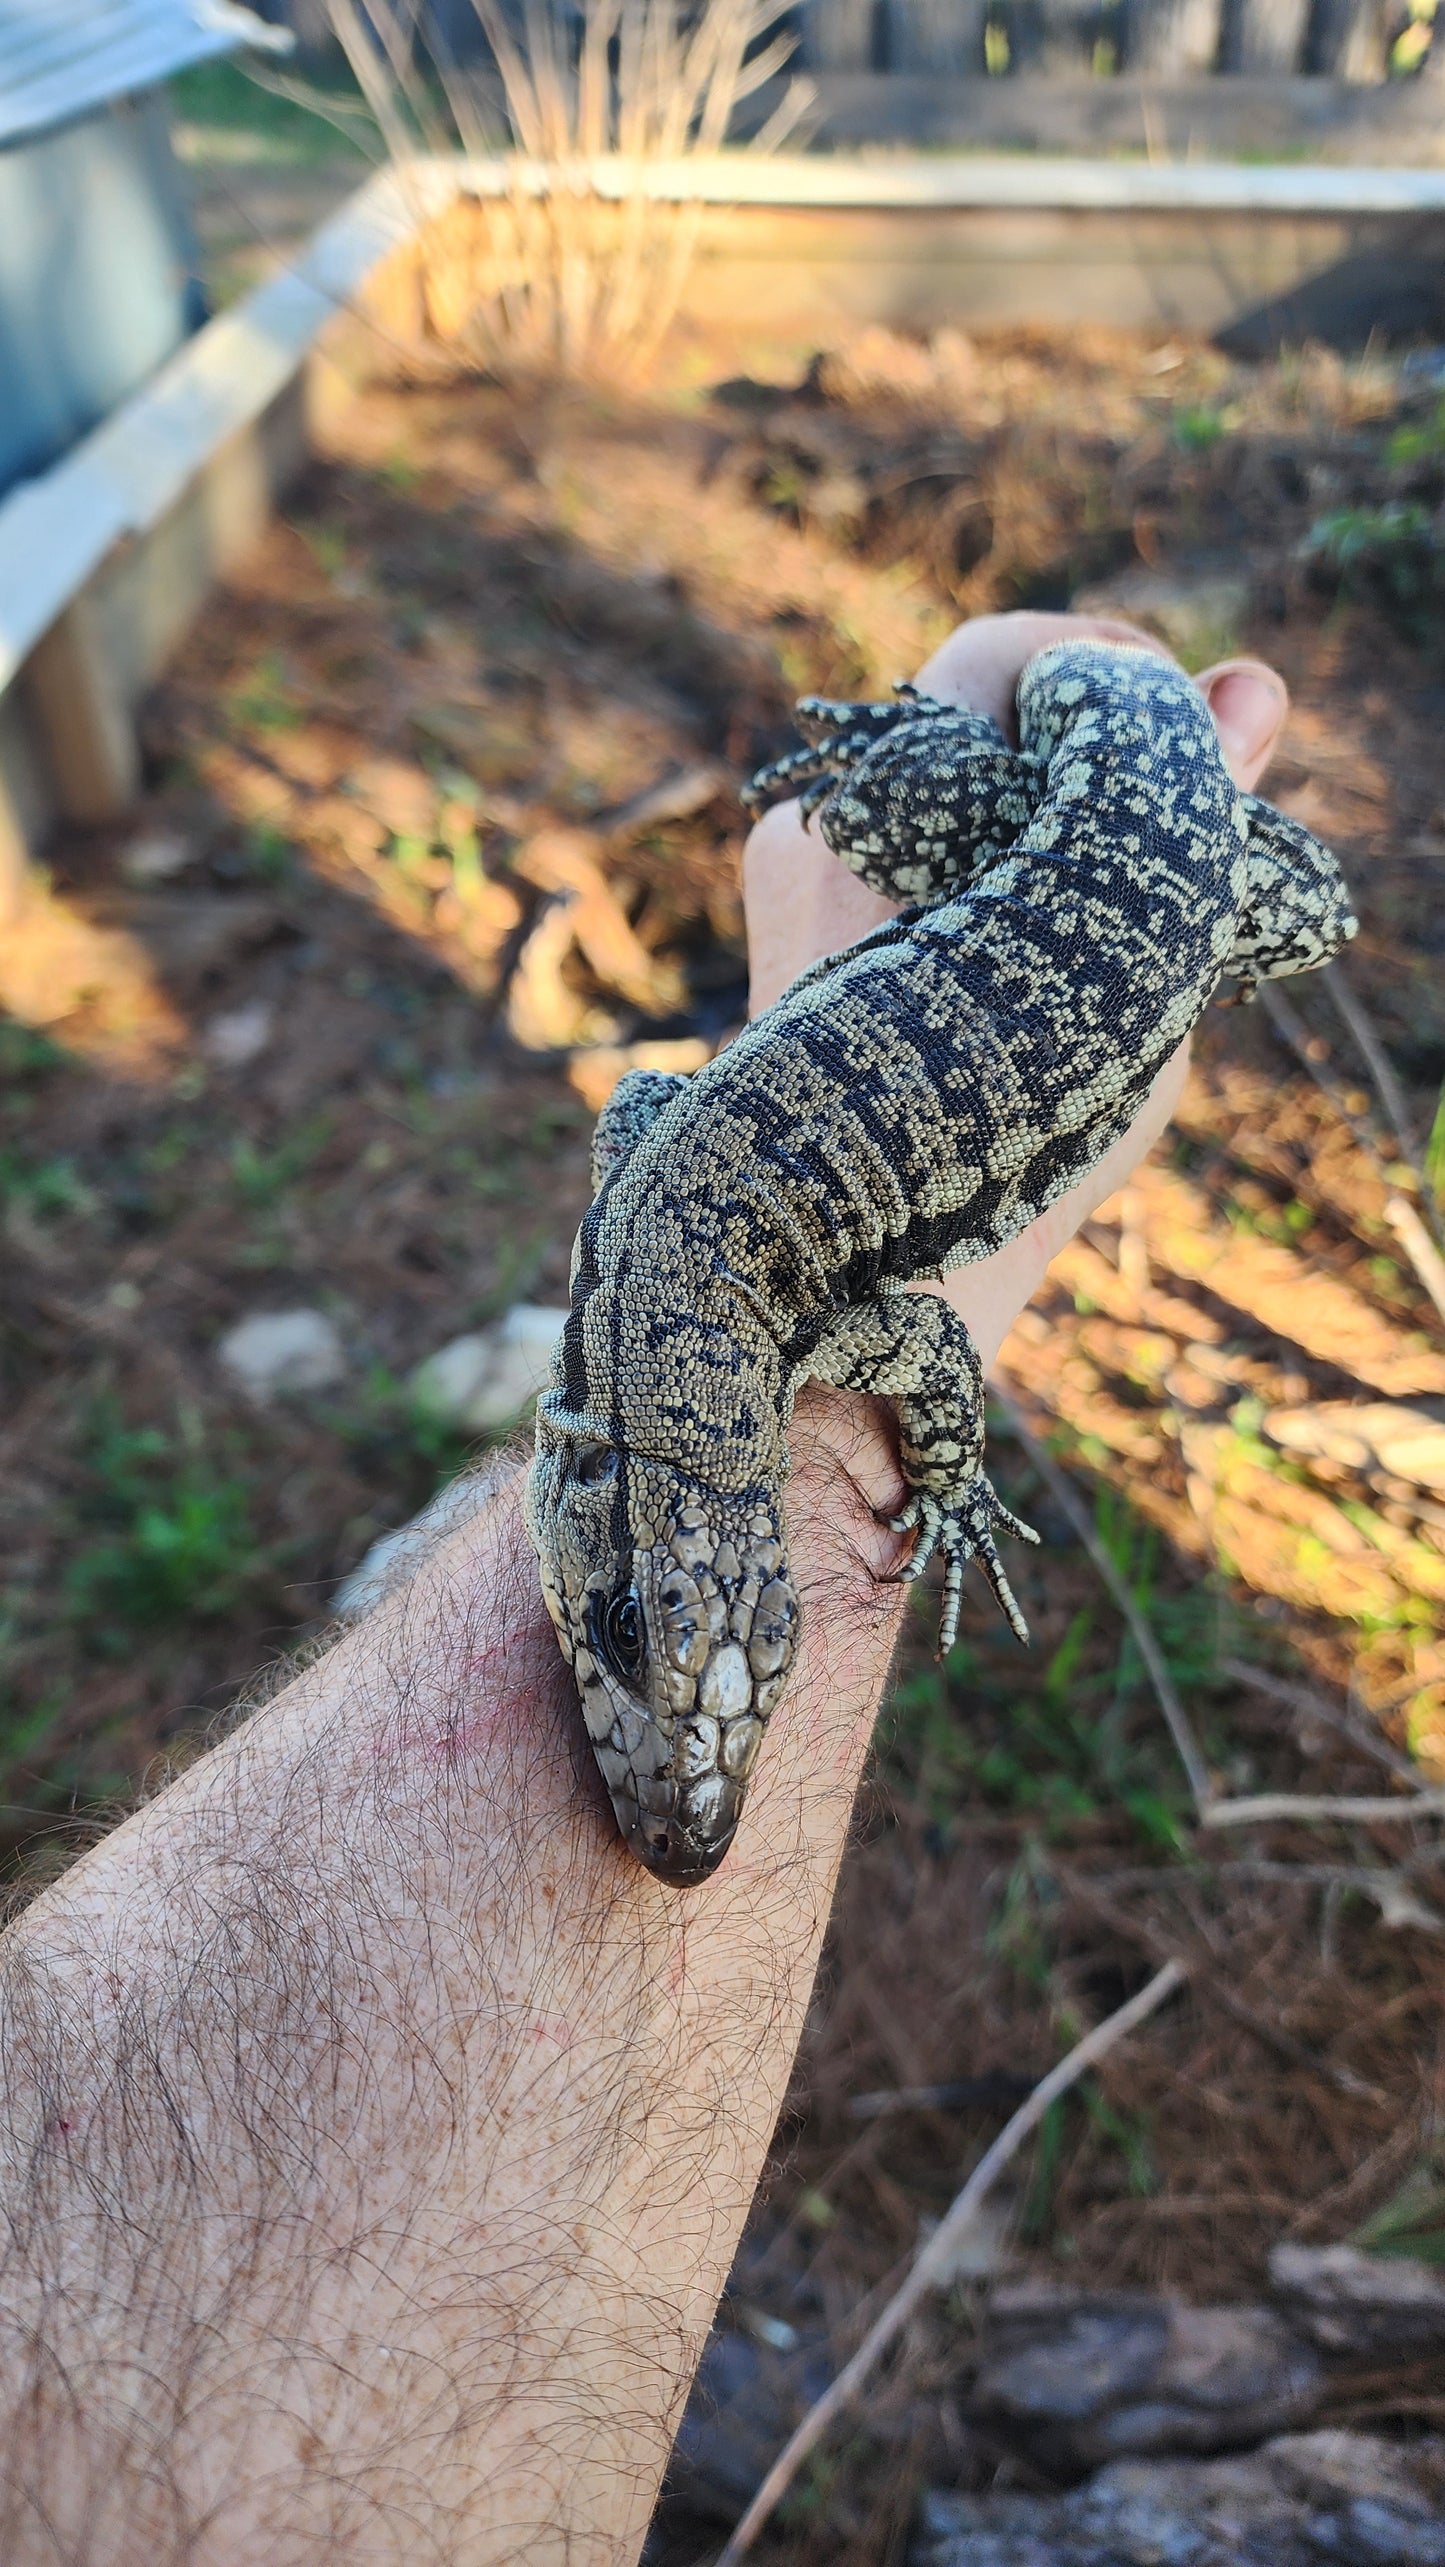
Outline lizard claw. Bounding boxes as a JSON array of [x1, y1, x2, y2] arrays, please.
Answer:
[[882, 1477, 1036, 1652]]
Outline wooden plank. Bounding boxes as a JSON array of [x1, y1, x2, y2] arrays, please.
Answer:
[[737, 67, 1445, 151], [0, 160, 421, 697], [25, 597, 140, 825], [799, 0, 877, 73], [559, 152, 1445, 212], [1121, 0, 1223, 72], [883, 0, 988, 73], [1306, 0, 1389, 79], [1219, 0, 1311, 72], [1007, 0, 1109, 73]]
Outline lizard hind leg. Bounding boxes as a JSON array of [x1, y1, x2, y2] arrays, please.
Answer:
[[819, 710, 1039, 908], [804, 1291, 1039, 1653]]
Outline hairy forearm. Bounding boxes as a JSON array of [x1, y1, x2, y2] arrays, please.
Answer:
[[0, 1392, 907, 2566]]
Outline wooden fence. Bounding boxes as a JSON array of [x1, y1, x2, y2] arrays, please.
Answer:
[[798, 0, 1432, 78], [273, 0, 1440, 84]]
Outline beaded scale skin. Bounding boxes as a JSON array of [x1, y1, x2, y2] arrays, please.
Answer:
[[524, 641, 1356, 1884]]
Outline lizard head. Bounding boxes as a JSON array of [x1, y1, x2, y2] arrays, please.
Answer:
[[524, 1428, 800, 1884]]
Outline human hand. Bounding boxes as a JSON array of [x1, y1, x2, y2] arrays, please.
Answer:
[[744, 609, 1289, 1379]]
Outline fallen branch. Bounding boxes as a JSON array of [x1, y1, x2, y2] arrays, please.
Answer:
[[713, 1960, 1188, 2566], [989, 1384, 1214, 1816], [1200, 1789, 1445, 1829]]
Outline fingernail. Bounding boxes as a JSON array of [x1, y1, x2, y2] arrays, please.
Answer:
[[1201, 661, 1287, 775]]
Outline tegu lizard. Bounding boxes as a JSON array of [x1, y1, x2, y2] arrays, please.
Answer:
[[523, 640, 1355, 1885]]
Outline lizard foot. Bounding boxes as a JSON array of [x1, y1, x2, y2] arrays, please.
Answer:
[[884, 1480, 1039, 1653]]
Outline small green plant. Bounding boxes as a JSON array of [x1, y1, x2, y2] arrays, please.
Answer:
[[1172, 406, 1228, 453], [1427, 1081, 1445, 1214], [66, 1413, 259, 1634], [231, 653, 301, 732], [0, 1023, 66, 1082], [1387, 398, 1445, 471], [1354, 2149, 1445, 2265], [1305, 502, 1442, 629], [246, 823, 296, 884], [0, 1149, 95, 1220], [230, 1115, 332, 1210]]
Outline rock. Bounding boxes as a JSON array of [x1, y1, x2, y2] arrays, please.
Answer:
[[913, 2432, 1445, 2567], [1072, 563, 1251, 669], [659, 2324, 832, 2530], [334, 1461, 514, 1621], [1269, 2242, 1445, 2363], [203, 1000, 274, 1069], [411, 1305, 568, 1431], [970, 2284, 1322, 2472], [217, 1307, 345, 1400], [119, 829, 191, 884]]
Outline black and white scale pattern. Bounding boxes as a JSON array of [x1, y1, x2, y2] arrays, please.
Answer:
[[524, 641, 1356, 1884]]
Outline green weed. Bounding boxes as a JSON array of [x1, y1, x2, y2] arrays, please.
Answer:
[[231, 655, 301, 733], [0, 1023, 66, 1082], [66, 1413, 259, 1636], [1306, 503, 1442, 632], [246, 824, 297, 885], [1354, 2150, 1445, 2265], [1388, 398, 1445, 471], [1426, 1082, 1445, 1213], [0, 1149, 96, 1220], [230, 1116, 331, 1210], [1172, 407, 1230, 453]]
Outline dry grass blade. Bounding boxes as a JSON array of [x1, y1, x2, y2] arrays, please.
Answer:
[[713, 1962, 1188, 2567], [345, 0, 810, 377], [990, 1382, 1214, 1815]]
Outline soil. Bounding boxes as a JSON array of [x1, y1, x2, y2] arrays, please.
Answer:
[[6, 317, 1445, 2555]]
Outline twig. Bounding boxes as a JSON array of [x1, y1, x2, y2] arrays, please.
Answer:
[[847, 2071, 1036, 2122], [1200, 1789, 1445, 1828], [713, 1961, 1187, 2566], [1221, 1657, 1423, 1787], [1385, 1195, 1445, 1329], [1256, 981, 1382, 1165], [1255, 985, 1445, 1325], [1324, 964, 1445, 1260], [989, 1385, 1214, 1817], [1324, 965, 1421, 1163]]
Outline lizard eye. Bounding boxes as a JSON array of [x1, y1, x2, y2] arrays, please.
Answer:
[[574, 1443, 618, 1486], [595, 1585, 645, 1684]]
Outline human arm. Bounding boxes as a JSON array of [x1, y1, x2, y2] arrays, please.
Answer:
[[0, 615, 1286, 2566]]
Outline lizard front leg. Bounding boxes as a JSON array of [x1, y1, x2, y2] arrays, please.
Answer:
[[804, 1292, 1038, 1651], [591, 1068, 690, 1193]]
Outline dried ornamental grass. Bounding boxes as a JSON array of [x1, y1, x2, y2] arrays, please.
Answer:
[[331, 0, 810, 377]]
